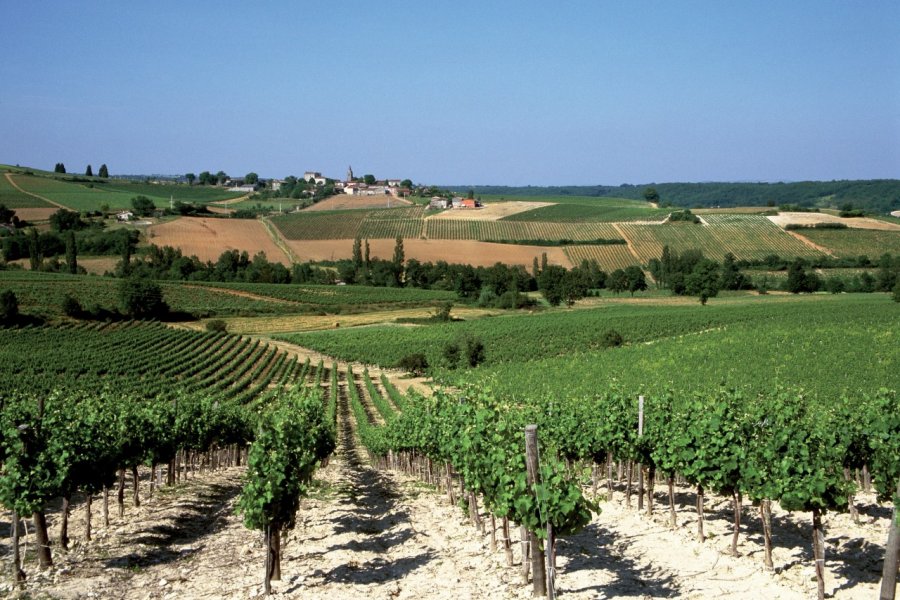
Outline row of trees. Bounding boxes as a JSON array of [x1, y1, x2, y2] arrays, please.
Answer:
[[52, 163, 108, 177]]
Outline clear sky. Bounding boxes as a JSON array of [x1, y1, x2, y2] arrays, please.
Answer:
[[1, 1, 898, 185]]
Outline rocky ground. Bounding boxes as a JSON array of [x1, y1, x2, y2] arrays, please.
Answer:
[[0, 371, 893, 599]]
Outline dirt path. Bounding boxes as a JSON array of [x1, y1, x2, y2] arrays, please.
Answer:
[[211, 193, 253, 206], [784, 229, 837, 257], [182, 284, 302, 306], [4, 173, 69, 209], [261, 217, 302, 264]]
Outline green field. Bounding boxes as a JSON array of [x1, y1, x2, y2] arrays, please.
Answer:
[[796, 228, 900, 258], [277, 293, 884, 368], [499, 196, 671, 222], [452, 295, 897, 403], [0, 172, 53, 208], [3, 168, 246, 211]]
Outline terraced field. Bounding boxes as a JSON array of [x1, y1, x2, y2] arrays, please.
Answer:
[[619, 215, 824, 263]]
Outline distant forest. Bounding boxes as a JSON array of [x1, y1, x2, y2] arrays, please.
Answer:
[[449, 180, 900, 213]]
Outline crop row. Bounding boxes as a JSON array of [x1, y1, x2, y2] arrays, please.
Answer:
[[618, 216, 824, 264]]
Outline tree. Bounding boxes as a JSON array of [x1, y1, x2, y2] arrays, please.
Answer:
[[719, 253, 747, 290], [0, 289, 19, 324], [98, 164, 109, 178], [538, 265, 569, 305], [351, 237, 363, 272], [198, 171, 212, 185], [363, 174, 376, 185], [685, 259, 720, 304], [643, 187, 660, 203], [131, 195, 156, 217], [608, 269, 628, 294], [215, 171, 228, 185], [84, 165, 93, 177], [27, 228, 42, 271], [49, 209, 84, 232], [624, 266, 647, 296], [245, 172, 259, 185], [400, 179, 413, 189], [0, 204, 15, 225], [119, 278, 169, 319], [54, 163, 66, 174], [391, 236, 405, 286], [466, 189, 475, 200], [893, 279, 900, 303], [65, 231, 78, 275], [185, 172, 196, 186]]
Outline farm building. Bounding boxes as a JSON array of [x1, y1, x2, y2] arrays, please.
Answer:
[[429, 197, 451, 209]]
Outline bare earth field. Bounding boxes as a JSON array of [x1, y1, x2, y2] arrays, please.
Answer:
[[11, 207, 58, 221], [768, 212, 900, 231], [306, 194, 412, 212], [426, 201, 553, 221], [148, 217, 291, 264], [286, 238, 572, 268]]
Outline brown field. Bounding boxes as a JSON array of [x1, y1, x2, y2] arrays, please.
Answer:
[[285, 238, 573, 268], [147, 217, 291, 264], [77, 257, 120, 275], [12, 207, 58, 221], [305, 194, 412, 211], [768, 212, 900, 231], [427, 201, 553, 221], [196, 306, 501, 335]]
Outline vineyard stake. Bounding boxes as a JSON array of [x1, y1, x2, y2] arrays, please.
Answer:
[[525, 425, 548, 597], [880, 478, 900, 600]]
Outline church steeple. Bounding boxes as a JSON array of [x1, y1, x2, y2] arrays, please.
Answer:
[[347, 165, 354, 182]]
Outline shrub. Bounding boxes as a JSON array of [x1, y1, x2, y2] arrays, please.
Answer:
[[601, 329, 624, 348], [61, 294, 83, 317], [205, 319, 228, 332], [398, 353, 429, 376], [0, 289, 19, 324]]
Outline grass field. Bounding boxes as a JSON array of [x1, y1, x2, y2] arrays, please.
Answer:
[[794, 228, 900, 258]]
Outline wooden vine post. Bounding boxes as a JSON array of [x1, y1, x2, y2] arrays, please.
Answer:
[[525, 425, 548, 598], [637, 396, 644, 512], [880, 479, 900, 600]]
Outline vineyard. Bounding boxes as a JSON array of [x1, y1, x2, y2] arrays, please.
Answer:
[[795, 228, 900, 258], [1, 168, 242, 211], [277, 293, 893, 374], [564, 244, 641, 271], [422, 219, 622, 242], [0, 290, 897, 597], [0, 173, 51, 208], [501, 199, 671, 222], [618, 215, 825, 263]]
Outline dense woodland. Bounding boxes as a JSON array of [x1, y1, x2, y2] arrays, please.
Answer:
[[453, 180, 900, 213]]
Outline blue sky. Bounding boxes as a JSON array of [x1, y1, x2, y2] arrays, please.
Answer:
[[1, 1, 898, 185]]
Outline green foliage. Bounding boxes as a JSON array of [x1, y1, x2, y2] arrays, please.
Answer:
[[205, 319, 227, 332], [0, 288, 19, 324], [119, 278, 169, 319], [398, 353, 429, 376], [131, 195, 156, 217], [238, 388, 334, 531]]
